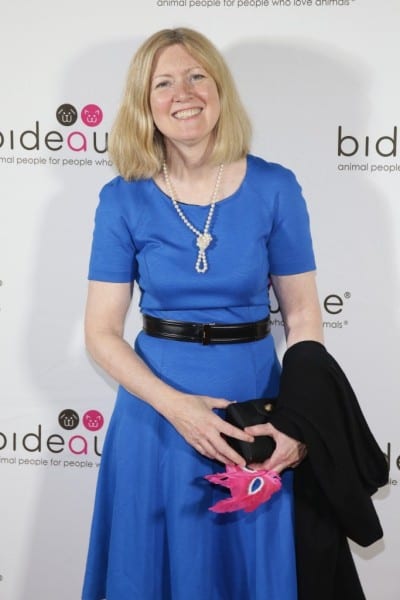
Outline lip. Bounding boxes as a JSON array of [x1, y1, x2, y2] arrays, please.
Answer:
[[172, 107, 203, 120]]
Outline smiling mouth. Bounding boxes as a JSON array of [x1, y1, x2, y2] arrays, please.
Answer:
[[173, 108, 202, 120]]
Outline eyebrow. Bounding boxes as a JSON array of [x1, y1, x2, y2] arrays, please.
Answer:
[[152, 66, 204, 80]]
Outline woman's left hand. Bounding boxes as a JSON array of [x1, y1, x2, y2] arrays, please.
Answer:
[[244, 422, 307, 473]]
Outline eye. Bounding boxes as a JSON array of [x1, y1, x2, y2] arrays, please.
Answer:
[[154, 79, 172, 90], [190, 72, 206, 83]]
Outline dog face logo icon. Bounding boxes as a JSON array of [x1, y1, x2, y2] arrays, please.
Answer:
[[56, 104, 78, 126], [58, 409, 80, 430]]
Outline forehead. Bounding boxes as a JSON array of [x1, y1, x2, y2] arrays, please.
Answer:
[[152, 44, 204, 75]]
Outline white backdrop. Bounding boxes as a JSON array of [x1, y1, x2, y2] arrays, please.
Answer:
[[1, 1, 399, 598]]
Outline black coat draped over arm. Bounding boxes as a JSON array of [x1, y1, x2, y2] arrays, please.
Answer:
[[270, 341, 388, 600]]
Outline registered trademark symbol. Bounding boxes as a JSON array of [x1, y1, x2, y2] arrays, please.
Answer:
[[344, 292, 351, 299], [0, 574, 3, 581], [344, 321, 348, 326], [0, 280, 3, 286]]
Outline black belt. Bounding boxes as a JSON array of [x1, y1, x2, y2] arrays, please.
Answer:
[[142, 315, 271, 345]]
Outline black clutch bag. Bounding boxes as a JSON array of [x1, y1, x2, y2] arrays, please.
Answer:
[[224, 399, 277, 464]]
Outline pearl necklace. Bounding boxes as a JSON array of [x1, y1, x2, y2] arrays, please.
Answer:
[[162, 162, 224, 273]]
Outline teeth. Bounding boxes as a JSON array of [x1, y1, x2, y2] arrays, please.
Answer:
[[174, 108, 202, 119]]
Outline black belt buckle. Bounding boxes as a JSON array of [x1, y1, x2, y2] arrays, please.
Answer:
[[201, 323, 214, 345]]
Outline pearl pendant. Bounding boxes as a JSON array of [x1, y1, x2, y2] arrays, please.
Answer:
[[196, 233, 212, 251]]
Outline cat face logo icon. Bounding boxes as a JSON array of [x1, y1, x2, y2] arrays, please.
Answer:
[[56, 104, 78, 126], [82, 410, 104, 432], [81, 104, 103, 127], [58, 409, 80, 430]]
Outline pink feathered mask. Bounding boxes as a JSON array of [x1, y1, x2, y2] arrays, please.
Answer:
[[204, 465, 282, 513]]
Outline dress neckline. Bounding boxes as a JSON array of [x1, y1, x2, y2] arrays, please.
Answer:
[[150, 155, 249, 208]]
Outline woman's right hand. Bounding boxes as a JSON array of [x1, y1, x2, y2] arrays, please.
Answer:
[[164, 394, 254, 466]]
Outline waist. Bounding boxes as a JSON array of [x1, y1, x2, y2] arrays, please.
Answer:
[[142, 314, 271, 345]]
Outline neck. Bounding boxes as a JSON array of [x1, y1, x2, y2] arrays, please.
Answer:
[[163, 138, 215, 180], [162, 160, 224, 209]]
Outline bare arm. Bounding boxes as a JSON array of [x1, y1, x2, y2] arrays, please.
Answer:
[[85, 280, 179, 413], [85, 280, 253, 465], [246, 271, 323, 472], [270, 270, 324, 348]]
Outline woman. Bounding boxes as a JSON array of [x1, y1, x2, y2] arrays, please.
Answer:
[[82, 27, 323, 600]]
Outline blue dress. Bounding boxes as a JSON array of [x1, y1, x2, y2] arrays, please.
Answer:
[[82, 155, 316, 600]]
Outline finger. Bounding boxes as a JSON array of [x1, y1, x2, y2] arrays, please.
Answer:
[[249, 461, 285, 473], [213, 451, 238, 466], [257, 446, 303, 472], [194, 440, 213, 460], [199, 437, 236, 463], [249, 461, 270, 471], [196, 435, 245, 466], [249, 443, 289, 472], [219, 421, 254, 442], [244, 423, 275, 437], [265, 460, 286, 473], [211, 435, 247, 466], [207, 397, 233, 409], [249, 453, 287, 473], [204, 430, 246, 465]]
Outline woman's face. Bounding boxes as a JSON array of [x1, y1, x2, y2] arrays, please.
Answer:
[[149, 44, 221, 153]]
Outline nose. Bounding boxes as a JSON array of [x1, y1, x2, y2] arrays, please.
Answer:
[[173, 77, 193, 101]]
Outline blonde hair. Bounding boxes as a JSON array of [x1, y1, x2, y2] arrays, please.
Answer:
[[109, 28, 252, 180]]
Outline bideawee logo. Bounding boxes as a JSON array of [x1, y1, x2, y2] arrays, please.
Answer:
[[0, 409, 105, 470], [0, 103, 111, 167], [336, 125, 400, 174]]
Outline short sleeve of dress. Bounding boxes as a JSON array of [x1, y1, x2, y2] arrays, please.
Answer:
[[88, 179, 138, 283], [267, 167, 316, 276]]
